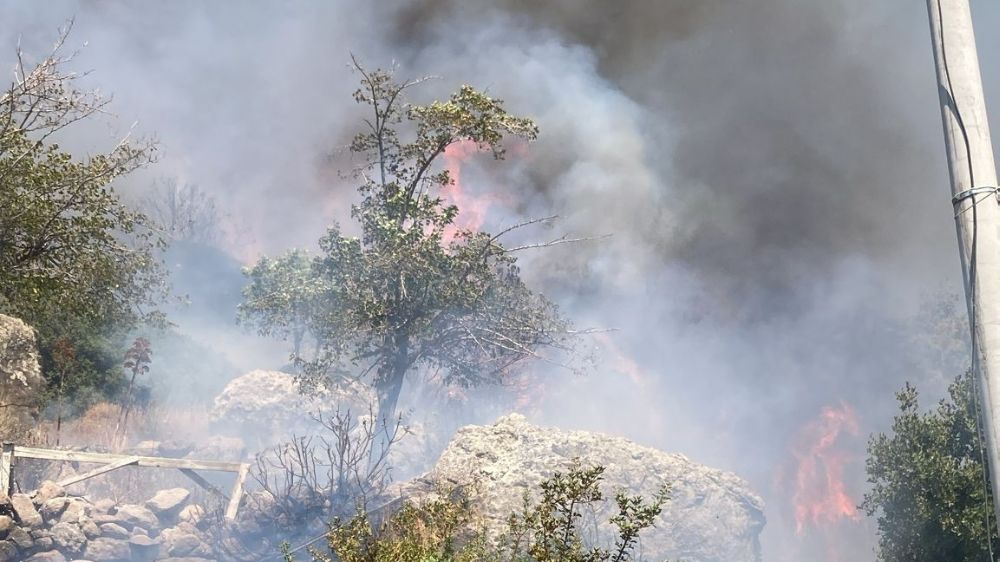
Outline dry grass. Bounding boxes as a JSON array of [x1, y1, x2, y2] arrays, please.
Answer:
[[37, 401, 212, 452], [15, 402, 221, 507]]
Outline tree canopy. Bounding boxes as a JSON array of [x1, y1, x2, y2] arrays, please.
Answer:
[[238, 249, 328, 360], [242, 63, 575, 426], [863, 371, 999, 561], [0, 30, 166, 415], [0, 33, 163, 330]]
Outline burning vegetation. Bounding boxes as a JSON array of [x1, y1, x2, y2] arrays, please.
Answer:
[[4, 2, 1000, 561]]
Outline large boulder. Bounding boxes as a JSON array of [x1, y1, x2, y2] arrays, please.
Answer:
[[211, 370, 375, 444], [393, 414, 766, 562], [0, 315, 44, 426]]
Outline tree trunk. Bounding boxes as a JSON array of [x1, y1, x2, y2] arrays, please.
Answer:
[[372, 334, 408, 464], [292, 327, 303, 367]]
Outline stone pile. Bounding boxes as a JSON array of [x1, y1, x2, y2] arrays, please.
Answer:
[[0, 482, 215, 562]]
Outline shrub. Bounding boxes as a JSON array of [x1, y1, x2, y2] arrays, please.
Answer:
[[283, 461, 670, 562]]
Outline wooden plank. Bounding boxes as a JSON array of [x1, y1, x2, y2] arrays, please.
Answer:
[[0, 443, 13, 496], [179, 468, 228, 500], [58, 456, 139, 488], [224, 463, 250, 521], [13, 446, 244, 472]]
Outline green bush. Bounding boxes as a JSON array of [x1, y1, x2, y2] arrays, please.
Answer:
[[863, 370, 1000, 560], [284, 461, 670, 562]]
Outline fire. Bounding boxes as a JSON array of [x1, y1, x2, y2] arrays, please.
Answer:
[[441, 140, 500, 240], [792, 403, 861, 533], [595, 333, 648, 387]]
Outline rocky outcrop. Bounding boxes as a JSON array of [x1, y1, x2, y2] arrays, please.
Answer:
[[394, 414, 766, 562], [0, 314, 44, 426], [211, 369, 376, 444]]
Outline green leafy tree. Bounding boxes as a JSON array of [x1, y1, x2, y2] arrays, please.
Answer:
[[238, 249, 328, 361], [863, 370, 1000, 560], [0, 29, 165, 412], [0, 29, 164, 331], [260, 62, 574, 427]]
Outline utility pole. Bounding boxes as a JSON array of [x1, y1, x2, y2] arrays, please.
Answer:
[[926, 0, 1000, 523]]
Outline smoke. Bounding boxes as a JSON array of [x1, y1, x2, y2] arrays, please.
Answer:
[[4, 0, 1000, 559]]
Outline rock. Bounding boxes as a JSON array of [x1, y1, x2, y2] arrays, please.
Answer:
[[156, 559, 215, 562], [159, 440, 194, 457], [30, 527, 52, 539], [32, 481, 66, 504], [145, 488, 190, 517], [177, 504, 205, 527], [394, 414, 766, 562], [211, 370, 375, 445], [92, 499, 115, 514], [129, 533, 159, 546], [99, 522, 129, 539], [91, 513, 119, 525], [128, 533, 161, 561], [83, 537, 131, 561], [132, 440, 162, 456], [113, 504, 159, 531], [50, 522, 86, 553], [0, 540, 16, 562], [59, 499, 88, 524], [33, 536, 53, 549], [7, 526, 31, 549], [0, 516, 12, 537], [39, 497, 69, 521], [0, 315, 44, 426], [186, 435, 245, 461], [11, 494, 42, 527], [0, 492, 12, 517], [159, 525, 206, 557], [24, 552, 65, 562], [79, 517, 101, 539]]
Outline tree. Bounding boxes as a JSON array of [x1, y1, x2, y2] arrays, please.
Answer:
[[863, 371, 1000, 560], [238, 249, 328, 361], [142, 178, 223, 246], [0, 27, 164, 330], [0, 27, 165, 416], [115, 336, 151, 446], [286, 62, 574, 429]]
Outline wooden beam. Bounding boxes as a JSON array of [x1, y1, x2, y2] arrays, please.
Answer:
[[0, 443, 13, 496], [12, 444, 249, 520], [13, 446, 243, 473], [58, 456, 139, 488], [224, 463, 249, 521], [179, 468, 228, 501]]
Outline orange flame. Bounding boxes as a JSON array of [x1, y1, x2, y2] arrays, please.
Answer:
[[594, 333, 648, 387], [792, 403, 861, 533], [442, 140, 500, 241]]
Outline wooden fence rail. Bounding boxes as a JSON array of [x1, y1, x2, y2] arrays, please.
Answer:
[[0, 443, 250, 520]]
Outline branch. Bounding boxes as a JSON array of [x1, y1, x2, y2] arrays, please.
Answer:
[[506, 233, 612, 253]]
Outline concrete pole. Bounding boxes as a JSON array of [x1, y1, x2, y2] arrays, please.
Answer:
[[926, 0, 1000, 523]]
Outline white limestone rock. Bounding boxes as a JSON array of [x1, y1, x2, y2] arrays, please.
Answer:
[[393, 414, 766, 562]]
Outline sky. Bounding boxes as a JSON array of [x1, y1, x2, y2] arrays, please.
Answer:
[[5, 1, 1000, 560]]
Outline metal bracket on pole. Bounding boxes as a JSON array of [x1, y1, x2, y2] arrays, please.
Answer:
[[952, 186, 1000, 206]]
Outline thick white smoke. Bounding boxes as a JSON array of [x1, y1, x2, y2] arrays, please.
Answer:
[[5, 1, 1000, 559]]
